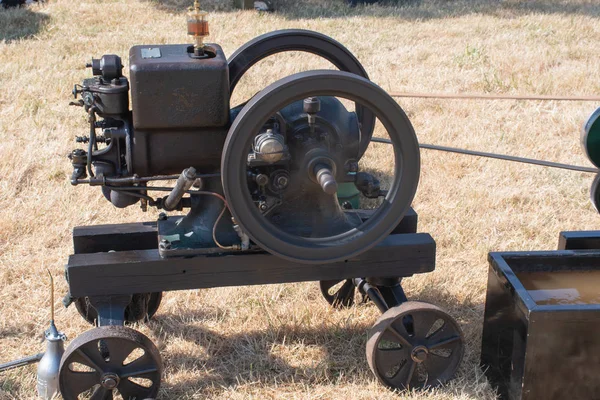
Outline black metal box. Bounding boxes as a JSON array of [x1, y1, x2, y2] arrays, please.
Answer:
[[482, 250, 600, 400], [129, 44, 230, 129]]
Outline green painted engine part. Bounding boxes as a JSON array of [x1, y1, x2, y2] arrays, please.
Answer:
[[582, 107, 600, 168], [337, 182, 360, 209]]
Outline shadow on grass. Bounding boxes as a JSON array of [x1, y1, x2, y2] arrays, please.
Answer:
[[144, 0, 600, 20], [0, 6, 49, 43], [148, 285, 483, 397]]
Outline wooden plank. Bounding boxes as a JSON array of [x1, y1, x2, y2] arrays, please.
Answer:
[[558, 230, 600, 250], [355, 208, 418, 234], [73, 221, 158, 254], [72, 208, 418, 254], [67, 233, 436, 297]]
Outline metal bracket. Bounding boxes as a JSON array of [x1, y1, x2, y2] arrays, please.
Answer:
[[87, 295, 132, 326]]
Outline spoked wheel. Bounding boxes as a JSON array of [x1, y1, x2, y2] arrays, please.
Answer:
[[74, 292, 163, 326], [222, 70, 420, 264], [59, 326, 162, 400], [366, 301, 464, 390], [320, 279, 356, 307]]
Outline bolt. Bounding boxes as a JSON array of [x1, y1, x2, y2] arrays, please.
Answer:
[[100, 373, 119, 389], [410, 346, 429, 363], [159, 239, 171, 250], [158, 212, 167, 221], [255, 174, 269, 186], [102, 377, 117, 389], [275, 175, 289, 189], [258, 202, 268, 212], [345, 160, 359, 172]]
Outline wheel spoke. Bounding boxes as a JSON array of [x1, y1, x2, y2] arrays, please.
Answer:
[[426, 320, 456, 344], [411, 311, 439, 339], [90, 386, 113, 400], [118, 378, 153, 400], [333, 280, 355, 305], [104, 337, 142, 366], [62, 370, 99, 395], [424, 353, 453, 383], [320, 279, 355, 307], [387, 358, 416, 389], [375, 347, 407, 376], [74, 344, 106, 373], [386, 322, 413, 348], [428, 335, 461, 350], [120, 361, 160, 380]]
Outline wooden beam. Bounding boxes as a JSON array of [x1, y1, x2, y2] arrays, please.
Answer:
[[73, 221, 158, 254], [72, 208, 419, 254], [67, 233, 435, 297]]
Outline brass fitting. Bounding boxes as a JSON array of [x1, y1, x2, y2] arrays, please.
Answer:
[[187, 0, 209, 54]]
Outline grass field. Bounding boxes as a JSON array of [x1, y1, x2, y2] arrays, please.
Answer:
[[1, 0, 600, 398]]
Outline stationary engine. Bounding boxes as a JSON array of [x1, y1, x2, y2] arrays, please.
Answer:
[[68, 3, 420, 264]]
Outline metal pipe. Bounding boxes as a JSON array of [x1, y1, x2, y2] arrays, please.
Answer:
[[0, 353, 43, 373], [163, 167, 197, 211], [354, 278, 389, 313]]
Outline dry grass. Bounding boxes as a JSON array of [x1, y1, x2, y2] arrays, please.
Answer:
[[1, 0, 600, 398]]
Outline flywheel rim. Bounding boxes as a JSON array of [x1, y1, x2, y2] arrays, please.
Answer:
[[222, 70, 420, 264], [228, 29, 376, 157]]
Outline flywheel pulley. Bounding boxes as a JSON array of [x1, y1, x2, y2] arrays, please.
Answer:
[[222, 70, 420, 264]]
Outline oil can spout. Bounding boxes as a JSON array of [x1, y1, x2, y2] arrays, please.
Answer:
[[36, 271, 66, 400]]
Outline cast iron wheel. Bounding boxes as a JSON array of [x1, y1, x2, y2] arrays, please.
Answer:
[[222, 70, 420, 264], [59, 326, 162, 400], [74, 292, 163, 326], [366, 301, 464, 390], [320, 279, 356, 307], [228, 29, 375, 157]]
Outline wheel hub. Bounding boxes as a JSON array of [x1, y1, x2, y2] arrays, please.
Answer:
[[101, 373, 120, 389], [410, 345, 429, 363]]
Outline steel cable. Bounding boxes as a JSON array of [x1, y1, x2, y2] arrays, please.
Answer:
[[390, 92, 600, 102], [370, 137, 598, 174]]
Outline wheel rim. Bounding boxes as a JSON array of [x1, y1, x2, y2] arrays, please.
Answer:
[[320, 279, 355, 307], [228, 29, 375, 157], [366, 302, 464, 390], [222, 70, 420, 264], [59, 326, 162, 400]]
